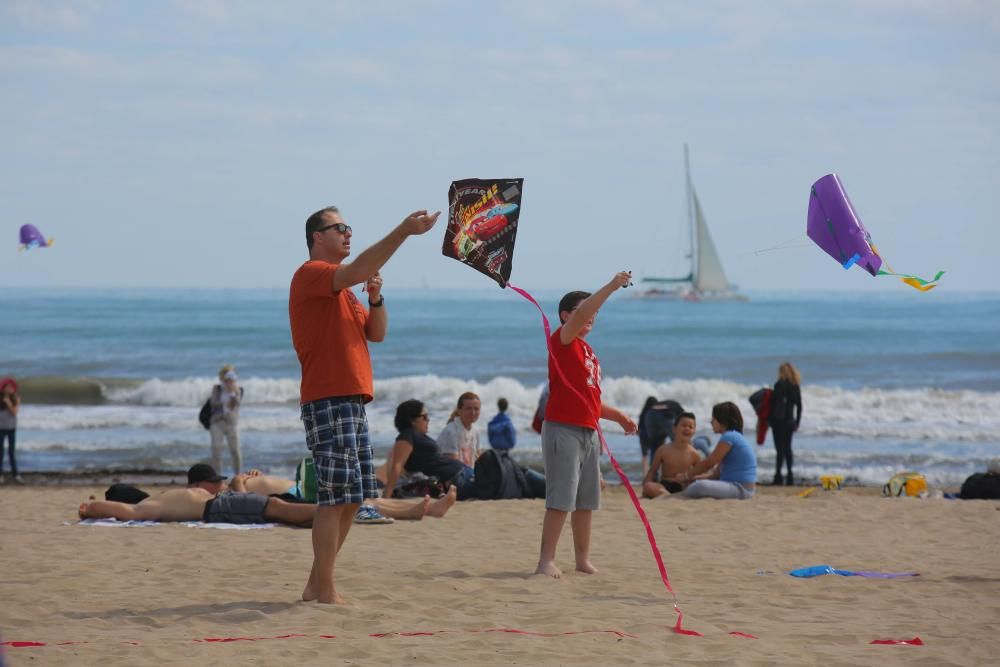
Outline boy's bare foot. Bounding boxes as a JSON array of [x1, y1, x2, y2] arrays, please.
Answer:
[[575, 560, 598, 575], [426, 486, 457, 518], [302, 586, 346, 605], [534, 560, 562, 578]]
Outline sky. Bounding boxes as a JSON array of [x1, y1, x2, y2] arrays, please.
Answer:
[[2, 0, 998, 293]]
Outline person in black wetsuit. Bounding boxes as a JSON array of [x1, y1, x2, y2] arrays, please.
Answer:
[[768, 362, 802, 486]]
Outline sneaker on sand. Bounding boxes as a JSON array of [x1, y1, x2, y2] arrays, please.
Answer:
[[353, 504, 394, 524]]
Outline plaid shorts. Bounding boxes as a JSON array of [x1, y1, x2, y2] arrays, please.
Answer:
[[301, 397, 377, 506]]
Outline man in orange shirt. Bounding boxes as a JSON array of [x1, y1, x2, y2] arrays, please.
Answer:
[[289, 204, 439, 605]]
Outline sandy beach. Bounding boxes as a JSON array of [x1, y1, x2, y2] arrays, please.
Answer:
[[1, 482, 998, 666]]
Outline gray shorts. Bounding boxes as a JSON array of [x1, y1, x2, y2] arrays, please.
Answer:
[[542, 420, 601, 512], [203, 491, 270, 524]]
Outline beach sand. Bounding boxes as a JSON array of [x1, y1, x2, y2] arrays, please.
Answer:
[[1, 483, 998, 666]]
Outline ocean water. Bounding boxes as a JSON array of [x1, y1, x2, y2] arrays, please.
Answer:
[[3, 287, 999, 487]]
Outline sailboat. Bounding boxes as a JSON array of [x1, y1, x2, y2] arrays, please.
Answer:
[[638, 145, 748, 302]]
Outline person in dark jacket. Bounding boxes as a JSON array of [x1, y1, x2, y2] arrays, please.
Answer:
[[768, 362, 802, 486]]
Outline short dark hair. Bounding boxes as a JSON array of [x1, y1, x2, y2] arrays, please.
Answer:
[[557, 291, 591, 324], [497, 397, 508, 412], [305, 206, 339, 250], [711, 401, 744, 433], [674, 411, 696, 428], [394, 399, 424, 432]]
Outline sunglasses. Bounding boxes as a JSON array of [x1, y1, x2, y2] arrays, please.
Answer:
[[317, 222, 351, 234]]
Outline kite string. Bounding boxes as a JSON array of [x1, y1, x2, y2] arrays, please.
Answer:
[[746, 233, 811, 257]]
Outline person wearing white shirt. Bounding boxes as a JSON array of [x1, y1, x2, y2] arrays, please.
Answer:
[[436, 392, 481, 467]]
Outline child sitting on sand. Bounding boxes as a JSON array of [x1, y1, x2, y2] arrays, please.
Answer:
[[642, 412, 703, 498], [534, 273, 638, 579]]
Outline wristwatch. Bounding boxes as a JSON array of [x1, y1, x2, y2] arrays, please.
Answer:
[[369, 295, 384, 308]]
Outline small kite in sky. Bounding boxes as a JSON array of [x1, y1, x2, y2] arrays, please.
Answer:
[[443, 178, 523, 288], [807, 174, 943, 291], [19, 224, 54, 251]]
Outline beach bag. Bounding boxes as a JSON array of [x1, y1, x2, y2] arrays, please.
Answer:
[[394, 472, 446, 499], [882, 472, 927, 497], [959, 473, 1000, 500], [105, 483, 150, 504], [474, 449, 526, 500], [198, 398, 212, 430], [295, 457, 318, 503]]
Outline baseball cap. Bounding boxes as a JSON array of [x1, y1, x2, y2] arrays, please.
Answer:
[[187, 463, 227, 484]]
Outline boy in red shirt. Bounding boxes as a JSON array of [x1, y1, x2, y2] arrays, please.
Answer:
[[534, 272, 637, 578]]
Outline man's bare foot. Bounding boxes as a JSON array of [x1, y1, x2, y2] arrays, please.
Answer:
[[301, 585, 317, 602], [575, 560, 598, 575], [316, 591, 347, 605], [534, 560, 562, 578], [426, 486, 457, 518], [78, 502, 92, 519]]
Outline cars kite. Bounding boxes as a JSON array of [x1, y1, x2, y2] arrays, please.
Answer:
[[807, 174, 943, 291], [443, 178, 523, 287], [19, 224, 54, 251]]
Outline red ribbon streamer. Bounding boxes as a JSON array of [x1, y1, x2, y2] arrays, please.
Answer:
[[870, 637, 924, 645]]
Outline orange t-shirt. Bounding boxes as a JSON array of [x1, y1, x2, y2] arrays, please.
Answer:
[[289, 261, 373, 404]]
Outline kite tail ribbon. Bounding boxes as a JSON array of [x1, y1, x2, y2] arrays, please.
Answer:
[[508, 283, 706, 635], [870, 244, 944, 292]]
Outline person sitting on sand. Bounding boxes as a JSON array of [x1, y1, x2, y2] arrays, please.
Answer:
[[78, 464, 315, 526], [239, 468, 457, 520], [642, 412, 703, 498], [384, 399, 478, 500], [672, 402, 757, 500]]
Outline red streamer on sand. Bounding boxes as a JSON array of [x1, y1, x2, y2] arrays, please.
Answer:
[[508, 283, 707, 637], [870, 637, 924, 645], [196, 633, 307, 643]]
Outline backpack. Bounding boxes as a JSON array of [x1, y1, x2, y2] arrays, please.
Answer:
[[198, 399, 212, 430], [959, 473, 1000, 500], [882, 472, 928, 497], [474, 449, 527, 500], [198, 386, 243, 430]]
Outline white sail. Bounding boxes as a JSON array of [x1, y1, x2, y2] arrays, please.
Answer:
[[691, 188, 731, 292]]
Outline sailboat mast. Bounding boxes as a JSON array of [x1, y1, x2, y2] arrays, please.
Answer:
[[684, 143, 696, 285]]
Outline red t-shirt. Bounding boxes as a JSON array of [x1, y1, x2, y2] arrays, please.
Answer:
[[288, 261, 373, 404], [544, 327, 602, 429]]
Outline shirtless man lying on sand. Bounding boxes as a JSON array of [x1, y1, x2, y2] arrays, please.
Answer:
[[78, 464, 456, 525], [642, 412, 704, 498]]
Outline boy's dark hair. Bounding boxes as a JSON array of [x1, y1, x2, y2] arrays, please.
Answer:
[[497, 397, 508, 412], [674, 411, 696, 428], [305, 205, 339, 250], [394, 399, 425, 432], [711, 401, 744, 433], [557, 291, 591, 324]]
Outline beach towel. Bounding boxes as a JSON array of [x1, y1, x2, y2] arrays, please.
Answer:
[[70, 519, 282, 529]]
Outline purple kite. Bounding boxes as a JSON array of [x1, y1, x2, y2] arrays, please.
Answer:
[[807, 174, 943, 291], [19, 224, 54, 251]]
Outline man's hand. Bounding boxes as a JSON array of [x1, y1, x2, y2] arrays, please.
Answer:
[[401, 210, 441, 236], [365, 272, 383, 301]]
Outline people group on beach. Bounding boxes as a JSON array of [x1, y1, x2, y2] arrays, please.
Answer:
[[60, 202, 787, 603]]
